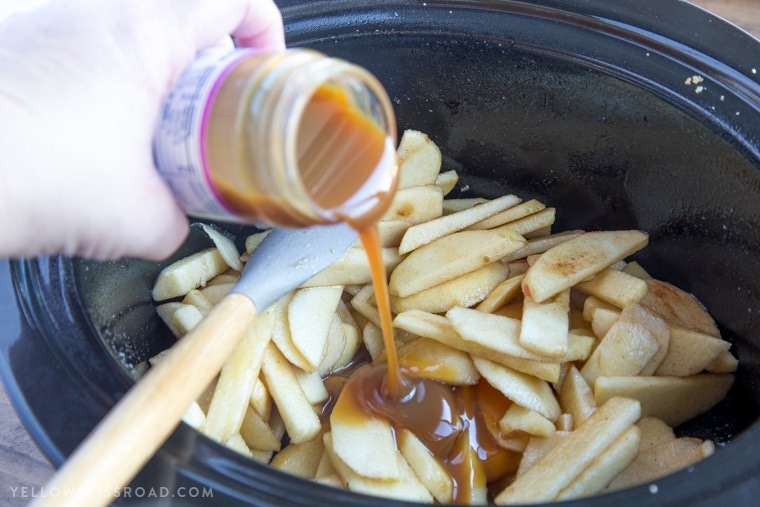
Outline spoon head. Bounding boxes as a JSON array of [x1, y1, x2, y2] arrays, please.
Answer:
[[232, 223, 357, 311]]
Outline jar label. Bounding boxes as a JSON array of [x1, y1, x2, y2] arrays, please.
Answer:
[[153, 49, 250, 222]]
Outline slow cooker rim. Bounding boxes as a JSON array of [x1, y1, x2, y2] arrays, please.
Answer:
[[279, 0, 760, 161], [1, 0, 759, 505]]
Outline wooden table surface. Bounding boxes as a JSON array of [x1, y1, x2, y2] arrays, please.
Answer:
[[0, 1, 758, 506]]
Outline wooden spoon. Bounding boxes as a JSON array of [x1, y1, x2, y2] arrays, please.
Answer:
[[30, 223, 357, 507]]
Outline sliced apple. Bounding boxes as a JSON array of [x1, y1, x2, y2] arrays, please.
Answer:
[[199, 223, 243, 271], [435, 169, 460, 196], [397, 428, 454, 504], [475, 274, 524, 313], [324, 432, 433, 502], [260, 344, 321, 444], [270, 437, 325, 479], [390, 262, 511, 314], [580, 317, 661, 386], [501, 230, 585, 263], [556, 425, 640, 501], [594, 374, 734, 427], [152, 247, 229, 301], [519, 289, 570, 358], [637, 416, 676, 452], [381, 184, 444, 224], [558, 365, 597, 426], [654, 326, 731, 377], [396, 129, 442, 189], [301, 246, 401, 287], [270, 293, 311, 372], [468, 199, 546, 230], [494, 207, 556, 237], [606, 436, 714, 492], [496, 397, 640, 504], [575, 268, 648, 308], [288, 286, 343, 371], [398, 193, 521, 254], [397, 337, 480, 385], [393, 309, 562, 382], [638, 278, 720, 337], [472, 357, 562, 420], [442, 197, 488, 214], [499, 404, 556, 438], [390, 228, 526, 298], [329, 404, 400, 481], [521, 230, 649, 303]]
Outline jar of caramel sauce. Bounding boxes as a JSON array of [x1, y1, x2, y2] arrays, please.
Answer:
[[153, 48, 398, 230]]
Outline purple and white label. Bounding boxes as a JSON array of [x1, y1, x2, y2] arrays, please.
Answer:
[[153, 49, 250, 221]]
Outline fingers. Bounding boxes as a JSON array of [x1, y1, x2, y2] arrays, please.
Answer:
[[101, 0, 285, 260], [176, 0, 286, 51], [119, 174, 191, 261], [0, 0, 286, 261], [229, 0, 286, 50], [75, 171, 191, 262]]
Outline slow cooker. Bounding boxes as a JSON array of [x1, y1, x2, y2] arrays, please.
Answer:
[[2, 0, 759, 505]]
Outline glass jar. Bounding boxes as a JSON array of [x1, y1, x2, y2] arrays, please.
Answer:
[[153, 48, 398, 230]]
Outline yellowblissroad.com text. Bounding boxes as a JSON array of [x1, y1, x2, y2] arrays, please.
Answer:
[[7, 485, 214, 500]]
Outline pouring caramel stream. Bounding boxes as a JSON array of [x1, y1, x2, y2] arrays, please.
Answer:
[[322, 226, 519, 502]]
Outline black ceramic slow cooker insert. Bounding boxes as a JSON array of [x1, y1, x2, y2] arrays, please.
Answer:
[[1, 0, 759, 505]]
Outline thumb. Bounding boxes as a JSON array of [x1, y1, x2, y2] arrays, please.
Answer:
[[116, 170, 190, 262]]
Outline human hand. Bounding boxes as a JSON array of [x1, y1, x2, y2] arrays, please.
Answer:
[[0, 0, 285, 260]]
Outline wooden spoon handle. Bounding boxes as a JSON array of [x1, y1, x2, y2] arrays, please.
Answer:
[[30, 293, 257, 507]]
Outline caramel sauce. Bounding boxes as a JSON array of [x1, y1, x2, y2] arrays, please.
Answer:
[[297, 85, 396, 229], [357, 225, 405, 397], [330, 360, 520, 502]]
